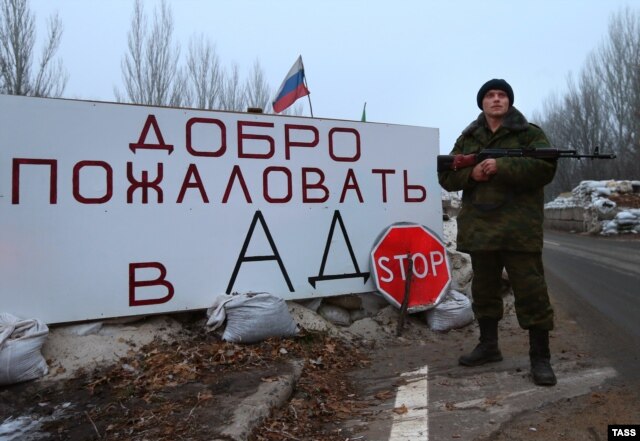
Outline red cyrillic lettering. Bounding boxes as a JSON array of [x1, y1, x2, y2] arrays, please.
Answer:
[[186, 117, 226, 157], [176, 164, 209, 203], [72, 161, 113, 204], [12, 158, 57, 204], [237, 121, 275, 159], [263, 166, 292, 203], [129, 262, 174, 306], [302, 167, 329, 203], [339, 169, 364, 203], [129, 114, 174, 154], [403, 170, 426, 202], [284, 124, 319, 160], [222, 165, 252, 203], [372, 169, 396, 203], [328, 127, 361, 162], [126, 162, 164, 204]]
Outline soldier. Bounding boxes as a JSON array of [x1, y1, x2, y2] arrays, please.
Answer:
[[438, 79, 557, 386]]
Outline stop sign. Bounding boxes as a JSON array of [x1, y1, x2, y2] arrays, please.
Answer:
[[371, 223, 451, 313]]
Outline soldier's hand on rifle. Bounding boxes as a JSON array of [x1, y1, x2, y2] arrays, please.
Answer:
[[471, 159, 497, 181]]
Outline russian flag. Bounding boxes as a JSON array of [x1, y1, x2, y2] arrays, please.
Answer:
[[272, 56, 310, 114]]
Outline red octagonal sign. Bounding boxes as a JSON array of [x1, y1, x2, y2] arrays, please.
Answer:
[[371, 223, 451, 313]]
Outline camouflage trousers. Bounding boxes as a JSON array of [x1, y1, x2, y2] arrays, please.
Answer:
[[470, 250, 554, 330]]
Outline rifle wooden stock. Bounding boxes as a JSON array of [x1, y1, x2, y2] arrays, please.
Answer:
[[437, 148, 616, 172]]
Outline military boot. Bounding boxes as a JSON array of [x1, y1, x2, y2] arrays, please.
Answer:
[[529, 328, 557, 386], [459, 318, 503, 366]]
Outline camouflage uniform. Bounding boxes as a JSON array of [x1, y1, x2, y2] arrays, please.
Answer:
[[438, 107, 556, 330]]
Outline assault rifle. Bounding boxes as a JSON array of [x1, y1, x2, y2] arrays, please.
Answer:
[[437, 147, 616, 173]]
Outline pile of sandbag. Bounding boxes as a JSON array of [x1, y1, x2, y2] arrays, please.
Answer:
[[0, 313, 49, 385], [601, 209, 640, 235], [424, 290, 474, 332], [206, 292, 299, 343], [567, 180, 628, 217], [545, 180, 640, 234], [577, 180, 640, 235], [571, 180, 636, 203]]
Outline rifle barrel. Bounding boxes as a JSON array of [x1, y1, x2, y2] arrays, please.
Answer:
[[437, 148, 615, 172]]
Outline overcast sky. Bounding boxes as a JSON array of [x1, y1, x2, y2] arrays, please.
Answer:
[[30, 0, 636, 152]]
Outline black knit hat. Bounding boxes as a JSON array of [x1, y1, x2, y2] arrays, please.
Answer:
[[477, 79, 514, 109]]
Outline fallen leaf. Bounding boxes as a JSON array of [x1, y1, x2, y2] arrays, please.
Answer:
[[393, 404, 408, 414], [374, 390, 394, 400], [484, 397, 498, 406]]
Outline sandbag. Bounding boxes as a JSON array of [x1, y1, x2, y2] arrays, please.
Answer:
[[206, 293, 299, 343], [0, 313, 49, 385], [592, 198, 616, 215], [317, 304, 351, 327], [425, 290, 474, 332]]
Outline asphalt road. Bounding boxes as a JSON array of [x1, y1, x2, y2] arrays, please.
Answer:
[[542, 230, 640, 380], [336, 230, 640, 441]]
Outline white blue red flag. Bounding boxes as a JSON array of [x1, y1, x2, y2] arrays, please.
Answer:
[[272, 55, 310, 113]]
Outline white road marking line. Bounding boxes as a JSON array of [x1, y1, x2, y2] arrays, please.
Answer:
[[389, 365, 429, 441], [543, 240, 561, 246]]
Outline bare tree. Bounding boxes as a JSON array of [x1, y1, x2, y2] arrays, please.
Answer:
[[0, 0, 67, 97], [539, 6, 640, 198], [591, 7, 640, 178], [219, 62, 245, 111], [185, 34, 223, 110], [535, 96, 578, 200], [115, 0, 303, 115], [115, 0, 186, 106], [243, 59, 271, 111]]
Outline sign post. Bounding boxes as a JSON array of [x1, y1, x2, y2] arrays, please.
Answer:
[[371, 224, 451, 314], [396, 253, 413, 336]]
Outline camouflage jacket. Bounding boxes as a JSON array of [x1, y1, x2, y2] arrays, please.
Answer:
[[438, 107, 556, 252]]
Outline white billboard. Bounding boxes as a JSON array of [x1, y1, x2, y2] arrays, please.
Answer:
[[0, 95, 441, 324]]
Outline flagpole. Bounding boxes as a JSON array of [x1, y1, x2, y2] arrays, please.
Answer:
[[303, 74, 314, 117]]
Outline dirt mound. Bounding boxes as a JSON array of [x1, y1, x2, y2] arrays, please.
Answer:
[[609, 192, 640, 209]]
